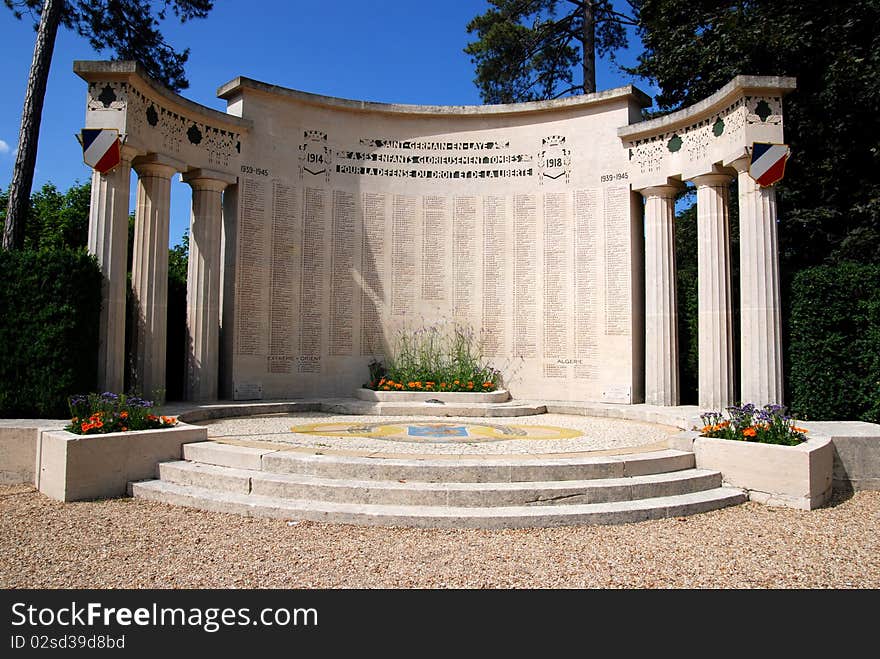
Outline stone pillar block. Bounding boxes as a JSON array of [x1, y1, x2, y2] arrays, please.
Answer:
[[732, 157, 784, 406], [131, 155, 182, 400], [641, 184, 681, 406], [182, 169, 236, 402], [691, 173, 735, 410], [88, 146, 137, 393]]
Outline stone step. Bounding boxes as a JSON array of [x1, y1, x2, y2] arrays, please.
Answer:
[[183, 442, 696, 482], [354, 388, 511, 403], [159, 460, 723, 507], [130, 479, 747, 529], [319, 399, 546, 417]]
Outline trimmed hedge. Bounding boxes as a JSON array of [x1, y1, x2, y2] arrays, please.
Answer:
[[788, 262, 880, 422], [0, 249, 102, 418]]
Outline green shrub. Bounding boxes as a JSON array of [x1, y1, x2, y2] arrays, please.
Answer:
[[0, 248, 102, 418], [788, 262, 880, 422], [369, 322, 501, 392]]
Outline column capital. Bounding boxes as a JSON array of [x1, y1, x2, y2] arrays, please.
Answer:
[[132, 153, 185, 179], [119, 144, 141, 164], [689, 172, 733, 188], [729, 155, 751, 174], [182, 168, 237, 191], [640, 183, 684, 200]]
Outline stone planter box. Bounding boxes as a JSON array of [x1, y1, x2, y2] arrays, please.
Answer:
[[355, 388, 511, 404], [36, 423, 207, 502], [687, 432, 833, 510]]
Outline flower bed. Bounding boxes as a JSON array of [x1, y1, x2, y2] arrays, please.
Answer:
[[365, 323, 503, 393], [699, 403, 808, 446], [685, 403, 831, 509], [66, 392, 178, 435], [37, 423, 207, 502]]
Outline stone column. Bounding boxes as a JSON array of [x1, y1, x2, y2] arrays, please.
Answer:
[[182, 170, 236, 402], [88, 145, 138, 394], [732, 156, 784, 406], [641, 185, 681, 406], [131, 155, 181, 401], [691, 173, 735, 410]]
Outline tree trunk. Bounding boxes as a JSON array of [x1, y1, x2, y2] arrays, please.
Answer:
[[582, 1, 596, 93], [2, 0, 64, 250]]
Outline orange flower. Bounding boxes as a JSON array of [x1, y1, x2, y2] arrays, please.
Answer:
[[482, 382, 492, 388], [718, 420, 730, 428], [701, 425, 712, 433], [71, 417, 79, 423], [81, 422, 91, 432], [467, 382, 474, 388], [147, 414, 158, 421], [120, 426, 128, 432], [378, 378, 386, 386], [161, 416, 176, 425], [792, 427, 809, 434], [440, 383, 446, 388], [120, 411, 129, 419], [742, 427, 757, 438]]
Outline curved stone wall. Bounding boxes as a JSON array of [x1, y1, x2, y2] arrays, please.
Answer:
[[218, 79, 652, 401]]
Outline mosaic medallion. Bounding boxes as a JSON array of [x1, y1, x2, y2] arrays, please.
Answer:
[[290, 421, 582, 444]]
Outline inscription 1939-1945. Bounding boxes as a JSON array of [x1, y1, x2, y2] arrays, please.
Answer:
[[241, 164, 269, 176]]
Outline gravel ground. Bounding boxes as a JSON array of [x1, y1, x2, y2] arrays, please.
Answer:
[[197, 412, 678, 455], [2, 484, 877, 588]]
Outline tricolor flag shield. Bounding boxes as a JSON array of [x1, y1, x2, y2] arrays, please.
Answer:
[[78, 128, 121, 174], [749, 142, 790, 187]]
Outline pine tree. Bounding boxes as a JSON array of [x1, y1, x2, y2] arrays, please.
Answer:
[[464, 0, 637, 103], [2, 0, 214, 250]]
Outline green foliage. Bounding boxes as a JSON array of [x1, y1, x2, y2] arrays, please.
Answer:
[[66, 392, 177, 434], [630, 0, 880, 267], [699, 403, 807, 446], [165, 233, 188, 400], [371, 323, 502, 392], [464, 0, 635, 102], [788, 263, 880, 423], [5, 0, 214, 90], [0, 248, 102, 417], [0, 181, 91, 250]]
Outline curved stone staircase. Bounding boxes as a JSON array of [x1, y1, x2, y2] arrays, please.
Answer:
[[130, 441, 746, 528]]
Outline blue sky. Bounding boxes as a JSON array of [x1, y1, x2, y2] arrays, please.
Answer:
[[0, 1, 654, 246]]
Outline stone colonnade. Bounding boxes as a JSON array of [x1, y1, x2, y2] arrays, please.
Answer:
[[640, 159, 783, 409], [89, 152, 235, 401]]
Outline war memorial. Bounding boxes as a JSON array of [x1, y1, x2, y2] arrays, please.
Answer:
[[3, 61, 877, 528]]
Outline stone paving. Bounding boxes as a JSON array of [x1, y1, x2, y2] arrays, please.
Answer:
[[196, 412, 679, 457]]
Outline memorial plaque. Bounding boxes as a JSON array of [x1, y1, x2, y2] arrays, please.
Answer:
[[225, 81, 641, 401], [421, 195, 448, 301], [482, 195, 507, 357], [329, 189, 356, 356], [604, 186, 631, 336], [268, 180, 298, 373], [361, 191, 387, 356], [513, 194, 537, 358], [236, 177, 269, 356], [299, 187, 326, 373], [452, 196, 478, 320], [574, 188, 600, 380], [542, 191, 569, 362], [391, 194, 417, 317]]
